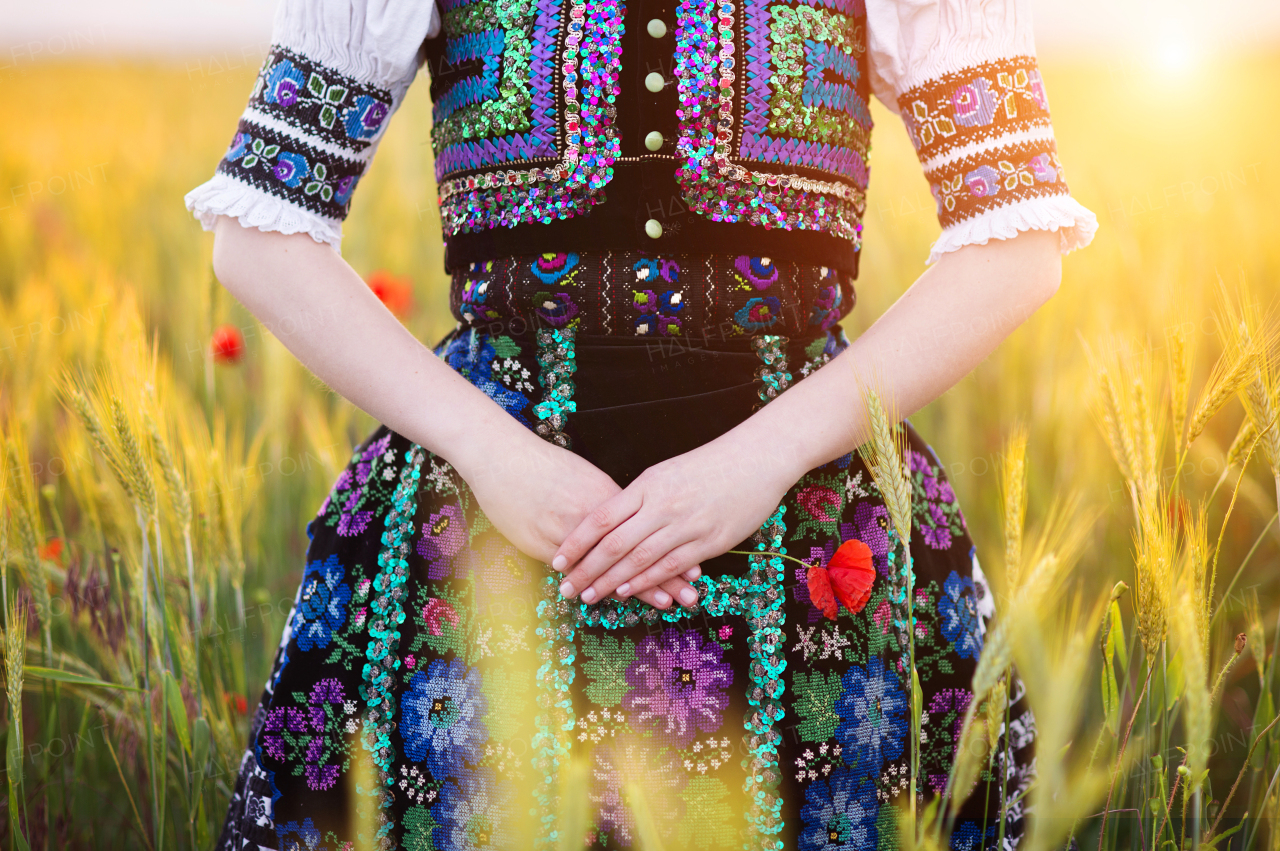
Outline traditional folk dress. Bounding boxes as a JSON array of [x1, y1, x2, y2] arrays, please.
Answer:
[[185, 0, 1097, 847]]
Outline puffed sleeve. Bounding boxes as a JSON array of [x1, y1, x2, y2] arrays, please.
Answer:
[[865, 0, 1097, 263], [184, 0, 442, 253]]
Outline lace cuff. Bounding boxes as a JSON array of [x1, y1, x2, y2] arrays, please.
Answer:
[[185, 171, 344, 252], [927, 194, 1098, 264]]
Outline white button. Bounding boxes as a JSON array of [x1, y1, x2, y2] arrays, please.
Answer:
[[644, 131, 664, 151], [644, 219, 663, 239], [647, 18, 667, 38], [644, 72, 665, 93]]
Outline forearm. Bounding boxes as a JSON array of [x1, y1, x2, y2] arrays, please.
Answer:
[[738, 229, 1063, 481], [209, 215, 533, 473]]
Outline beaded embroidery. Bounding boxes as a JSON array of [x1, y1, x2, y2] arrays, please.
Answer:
[[214, 46, 394, 221], [429, 0, 625, 236]]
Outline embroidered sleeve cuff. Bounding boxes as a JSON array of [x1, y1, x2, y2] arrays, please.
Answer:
[[925, 194, 1098, 264], [897, 56, 1086, 242], [187, 45, 401, 250]]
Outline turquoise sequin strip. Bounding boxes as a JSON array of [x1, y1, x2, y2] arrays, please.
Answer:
[[884, 527, 915, 654], [751, 334, 792, 407], [360, 443, 426, 847], [533, 326, 577, 447]]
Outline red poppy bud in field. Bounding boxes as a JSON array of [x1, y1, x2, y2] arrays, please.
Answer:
[[38, 537, 64, 564], [807, 538, 875, 620], [366, 270, 415, 318], [224, 692, 248, 714], [211, 324, 245, 364]]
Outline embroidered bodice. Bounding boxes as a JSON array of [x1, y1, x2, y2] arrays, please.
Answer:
[[185, 0, 1097, 273]]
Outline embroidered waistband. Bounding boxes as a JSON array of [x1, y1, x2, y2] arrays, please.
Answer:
[[448, 251, 856, 340]]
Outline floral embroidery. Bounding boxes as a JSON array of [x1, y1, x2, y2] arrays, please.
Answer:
[[400, 658, 488, 775], [622, 628, 733, 747], [292, 555, 352, 652], [834, 656, 908, 774], [799, 771, 879, 851], [417, 503, 467, 579], [938, 571, 983, 660], [317, 432, 395, 536]]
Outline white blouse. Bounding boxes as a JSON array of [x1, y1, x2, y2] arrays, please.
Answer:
[[185, 0, 1097, 264]]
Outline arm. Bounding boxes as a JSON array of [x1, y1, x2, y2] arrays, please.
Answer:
[[552, 229, 1061, 603], [210, 216, 699, 607]]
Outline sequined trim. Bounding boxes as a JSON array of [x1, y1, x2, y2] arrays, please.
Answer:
[[433, 0, 625, 236], [533, 326, 577, 447], [360, 443, 426, 847], [673, 0, 869, 243], [897, 56, 1052, 164], [751, 333, 792, 408]]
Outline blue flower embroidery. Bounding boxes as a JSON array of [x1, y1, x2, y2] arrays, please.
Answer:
[[798, 769, 879, 851], [264, 59, 305, 107], [401, 659, 488, 776], [834, 656, 908, 774], [292, 554, 351, 652], [437, 333, 531, 424], [432, 768, 512, 850], [734, 296, 781, 332], [276, 817, 322, 850], [226, 132, 251, 161], [939, 569, 983, 660], [342, 93, 390, 140], [272, 151, 310, 188]]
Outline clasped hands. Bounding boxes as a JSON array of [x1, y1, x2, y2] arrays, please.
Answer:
[[460, 423, 800, 611]]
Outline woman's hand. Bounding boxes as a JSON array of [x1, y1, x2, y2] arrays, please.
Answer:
[[452, 425, 701, 609], [550, 427, 798, 607]]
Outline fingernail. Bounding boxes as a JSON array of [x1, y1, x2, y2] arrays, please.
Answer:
[[654, 590, 671, 607], [552, 555, 567, 572], [559, 580, 574, 597], [679, 587, 698, 606], [686, 566, 702, 579], [581, 587, 597, 604], [617, 582, 631, 597]]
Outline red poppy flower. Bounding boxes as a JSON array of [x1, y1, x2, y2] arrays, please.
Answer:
[[366, 270, 415, 318], [807, 538, 875, 620], [38, 538, 64, 564], [211, 324, 245, 364], [224, 692, 248, 715]]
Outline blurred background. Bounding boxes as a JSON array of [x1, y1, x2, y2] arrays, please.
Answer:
[[2, 1, 1280, 849]]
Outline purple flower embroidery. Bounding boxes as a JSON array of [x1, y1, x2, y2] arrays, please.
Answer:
[[851, 502, 891, 577], [951, 76, 997, 127], [264, 59, 305, 107], [329, 432, 392, 536], [334, 174, 357, 205], [634, 257, 680, 284], [734, 255, 779, 289], [272, 151, 309, 188], [533, 292, 579, 327], [1029, 152, 1057, 183], [623, 628, 732, 746], [964, 165, 1001, 198], [589, 739, 686, 846], [418, 503, 466, 579], [1027, 69, 1049, 110]]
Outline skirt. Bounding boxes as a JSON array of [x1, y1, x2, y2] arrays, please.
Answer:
[[214, 251, 1035, 851]]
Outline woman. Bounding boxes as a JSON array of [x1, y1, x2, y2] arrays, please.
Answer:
[[187, 0, 1095, 846]]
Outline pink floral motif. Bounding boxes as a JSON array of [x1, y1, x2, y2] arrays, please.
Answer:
[[422, 598, 460, 637], [964, 164, 1001, 198], [951, 76, 997, 127]]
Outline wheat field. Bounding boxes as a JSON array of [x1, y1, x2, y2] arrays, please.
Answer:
[[0, 47, 1278, 850]]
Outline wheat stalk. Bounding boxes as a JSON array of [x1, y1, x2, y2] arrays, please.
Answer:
[[1168, 325, 1193, 447], [998, 425, 1029, 594]]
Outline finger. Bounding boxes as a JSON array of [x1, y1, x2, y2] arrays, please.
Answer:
[[552, 487, 643, 580], [596, 537, 701, 604], [607, 563, 701, 608], [559, 510, 664, 602], [580, 525, 691, 602], [617, 542, 706, 603]]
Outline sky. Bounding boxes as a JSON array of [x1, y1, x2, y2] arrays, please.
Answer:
[[2, 0, 1278, 61]]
